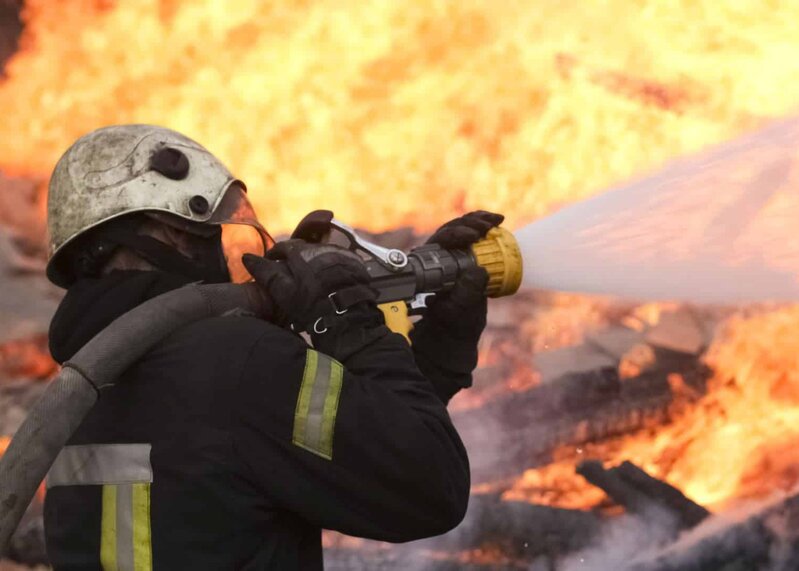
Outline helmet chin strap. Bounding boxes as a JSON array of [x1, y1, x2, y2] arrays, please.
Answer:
[[75, 217, 231, 284]]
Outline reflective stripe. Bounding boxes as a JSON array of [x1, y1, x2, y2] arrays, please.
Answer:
[[293, 350, 344, 460], [47, 444, 152, 489], [304, 354, 332, 448], [51, 445, 154, 571], [100, 483, 152, 571], [100, 485, 117, 571], [320, 359, 344, 456], [115, 484, 135, 570], [132, 483, 153, 571]]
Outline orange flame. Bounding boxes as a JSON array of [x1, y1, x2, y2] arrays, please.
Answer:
[[506, 305, 799, 511], [3, 1, 799, 234]]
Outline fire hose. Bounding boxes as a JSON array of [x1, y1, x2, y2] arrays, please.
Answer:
[[0, 223, 523, 555]]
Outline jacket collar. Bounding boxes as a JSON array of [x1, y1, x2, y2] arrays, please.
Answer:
[[49, 270, 193, 363]]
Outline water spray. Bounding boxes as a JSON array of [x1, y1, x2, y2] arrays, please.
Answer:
[[513, 115, 799, 304]]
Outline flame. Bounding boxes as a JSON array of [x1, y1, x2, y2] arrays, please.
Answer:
[[3, 1, 799, 234], [506, 305, 799, 511], [0, 335, 59, 380]]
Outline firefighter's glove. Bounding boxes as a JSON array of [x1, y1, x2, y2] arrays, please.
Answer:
[[411, 211, 503, 375], [423, 210, 503, 340], [425, 210, 505, 250], [242, 239, 380, 339]]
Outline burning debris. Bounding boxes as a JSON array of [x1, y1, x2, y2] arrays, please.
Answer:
[[318, 285, 799, 570]]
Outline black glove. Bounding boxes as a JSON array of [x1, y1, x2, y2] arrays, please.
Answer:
[[242, 239, 386, 359], [410, 211, 504, 402], [422, 210, 504, 339], [242, 239, 372, 329], [425, 210, 505, 250]]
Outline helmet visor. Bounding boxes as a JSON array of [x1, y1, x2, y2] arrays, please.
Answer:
[[209, 184, 275, 283]]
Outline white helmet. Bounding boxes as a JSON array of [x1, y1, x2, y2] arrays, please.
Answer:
[[46, 124, 271, 287]]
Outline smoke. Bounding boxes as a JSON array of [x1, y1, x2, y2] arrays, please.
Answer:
[[557, 509, 680, 571], [611, 491, 799, 571]]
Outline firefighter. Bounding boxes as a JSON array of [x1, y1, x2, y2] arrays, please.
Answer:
[[43, 124, 501, 570]]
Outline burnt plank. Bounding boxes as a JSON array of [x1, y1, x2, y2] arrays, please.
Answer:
[[576, 461, 710, 533], [454, 349, 710, 484], [436, 494, 602, 556], [577, 460, 658, 517], [614, 461, 710, 528]]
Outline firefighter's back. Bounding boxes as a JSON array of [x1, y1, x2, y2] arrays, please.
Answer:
[[44, 313, 322, 571]]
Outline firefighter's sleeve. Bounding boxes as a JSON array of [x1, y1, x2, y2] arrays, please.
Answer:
[[232, 308, 470, 542]]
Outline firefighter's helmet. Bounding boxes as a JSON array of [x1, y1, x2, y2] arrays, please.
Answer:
[[46, 124, 271, 287]]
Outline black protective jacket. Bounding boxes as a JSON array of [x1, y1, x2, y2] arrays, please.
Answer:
[[44, 271, 473, 570]]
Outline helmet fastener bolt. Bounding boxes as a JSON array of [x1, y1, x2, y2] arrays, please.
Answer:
[[189, 195, 210, 215]]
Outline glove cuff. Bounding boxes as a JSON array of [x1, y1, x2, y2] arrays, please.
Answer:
[[298, 284, 378, 334], [311, 302, 390, 361]]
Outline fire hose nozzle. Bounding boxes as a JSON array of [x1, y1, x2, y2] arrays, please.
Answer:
[[471, 227, 523, 298], [325, 218, 524, 309]]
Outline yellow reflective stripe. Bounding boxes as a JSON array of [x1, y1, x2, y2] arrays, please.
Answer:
[[319, 359, 344, 457], [101, 485, 118, 571], [100, 484, 152, 571], [292, 350, 344, 460], [132, 483, 152, 571], [293, 349, 319, 448]]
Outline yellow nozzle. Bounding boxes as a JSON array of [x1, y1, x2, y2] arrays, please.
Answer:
[[471, 227, 523, 298]]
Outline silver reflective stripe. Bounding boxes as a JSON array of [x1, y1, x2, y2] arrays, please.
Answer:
[[47, 444, 152, 489], [303, 353, 332, 449], [115, 484, 135, 570]]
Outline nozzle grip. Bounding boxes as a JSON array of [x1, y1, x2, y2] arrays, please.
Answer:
[[364, 244, 471, 304], [364, 227, 523, 306]]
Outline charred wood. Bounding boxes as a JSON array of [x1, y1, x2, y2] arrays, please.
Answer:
[[577, 460, 658, 516], [454, 349, 711, 484], [628, 493, 799, 571], [577, 461, 710, 531], [433, 494, 602, 557], [325, 496, 602, 570], [614, 461, 710, 528]]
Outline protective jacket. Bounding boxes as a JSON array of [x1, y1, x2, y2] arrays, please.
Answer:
[[43, 271, 471, 570]]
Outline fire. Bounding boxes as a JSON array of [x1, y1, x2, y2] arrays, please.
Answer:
[[506, 305, 799, 511], [0, 335, 58, 380], [3, 1, 799, 234]]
